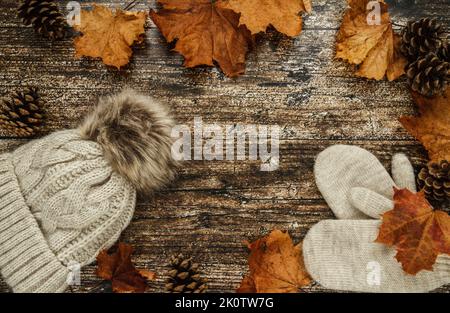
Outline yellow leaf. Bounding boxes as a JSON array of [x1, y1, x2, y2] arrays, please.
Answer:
[[336, 0, 407, 80], [74, 4, 147, 69], [237, 230, 311, 293], [222, 0, 312, 37], [399, 89, 450, 163]]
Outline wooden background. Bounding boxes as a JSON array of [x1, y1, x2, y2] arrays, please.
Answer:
[[0, 0, 449, 293]]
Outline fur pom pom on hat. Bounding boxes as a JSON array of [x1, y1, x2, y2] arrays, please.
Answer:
[[79, 89, 178, 193]]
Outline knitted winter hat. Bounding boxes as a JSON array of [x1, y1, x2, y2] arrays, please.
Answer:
[[0, 89, 177, 293]]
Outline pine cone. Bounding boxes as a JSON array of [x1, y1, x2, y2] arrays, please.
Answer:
[[438, 41, 449, 62], [418, 160, 450, 203], [0, 87, 45, 137], [165, 254, 207, 293], [406, 53, 449, 97], [401, 18, 445, 61], [18, 0, 68, 40]]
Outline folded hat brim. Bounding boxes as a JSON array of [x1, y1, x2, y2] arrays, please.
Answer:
[[0, 154, 69, 293]]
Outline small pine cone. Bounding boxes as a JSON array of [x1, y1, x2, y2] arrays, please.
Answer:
[[417, 160, 450, 203], [401, 18, 445, 61], [0, 87, 45, 137], [406, 53, 449, 97], [18, 0, 68, 40], [165, 254, 207, 293]]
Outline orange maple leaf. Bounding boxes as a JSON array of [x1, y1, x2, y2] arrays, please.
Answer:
[[74, 4, 147, 69], [96, 243, 155, 293], [149, 0, 253, 77], [376, 188, 450, 275], [335, 0, 407, 80], [237, 229, 311, 293], [221, 0, 312, 37], [399, 89, 450, 163]]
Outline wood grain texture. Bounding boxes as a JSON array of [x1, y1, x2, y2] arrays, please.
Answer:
[[0, 0, 449, 293]]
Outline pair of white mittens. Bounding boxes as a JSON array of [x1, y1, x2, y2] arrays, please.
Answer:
[[303, 145, 450, 292]]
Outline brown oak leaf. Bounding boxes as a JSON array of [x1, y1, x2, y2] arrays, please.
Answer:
[[237, 229, 311, 293], [399, 89, 450, 163], [149, 0, 252, 77], [74, 4, 147, 69], [96, 243, 155, 293], [221, 0, 312, 37], [376, 188, 450, 275], [336, 0, 407, 80]]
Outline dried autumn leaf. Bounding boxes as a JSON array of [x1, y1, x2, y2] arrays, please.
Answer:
[[138, 269, 157, 281], [236, 276, 257, 293], [336, 0, 407, 80], [96, 243, 154, 293], [74, 4, 147, 69], [149, 0, 252, 77], [376, 188, 450, 275], [221, 0, 312, 37], [399, 89, 450, 163], [237, 229, 311, 293]]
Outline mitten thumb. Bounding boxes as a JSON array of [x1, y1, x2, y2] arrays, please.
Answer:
[[392, 153, 417, 192], [349, 187, 393, 219]]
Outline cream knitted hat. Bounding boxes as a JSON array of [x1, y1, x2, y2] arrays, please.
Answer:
[[0, 89, 177, 293]]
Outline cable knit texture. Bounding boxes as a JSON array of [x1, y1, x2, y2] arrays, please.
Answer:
[[0, 129, 136, 292]]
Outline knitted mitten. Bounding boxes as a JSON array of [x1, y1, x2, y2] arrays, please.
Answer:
[[304, 220, 450, 292], [313, 145, 416, 219], [304, 145, 450, 292]]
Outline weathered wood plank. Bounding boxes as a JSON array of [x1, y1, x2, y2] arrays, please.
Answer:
[[0, 0, 449, 293]]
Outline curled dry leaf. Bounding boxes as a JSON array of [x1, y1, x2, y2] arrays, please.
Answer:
[[96, 243, 155, 293], [74, 4, 147, 69], [138, 270, 157, 281], [221, 0, 312, 37], [399, 89, 450, 163], [237, 229, 311, 293], [149, 0, 252, 77], [376, 188, 450, 275], [336, 0, 407, 80]]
